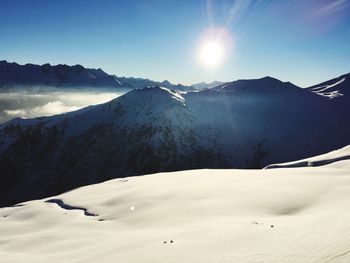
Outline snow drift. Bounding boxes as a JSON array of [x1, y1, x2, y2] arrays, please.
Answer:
[[265, 145, 350, 169], [1, 147, 350, 262]]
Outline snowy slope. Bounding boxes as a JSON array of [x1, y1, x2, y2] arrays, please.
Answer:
[[307, 73, 350, 100], [1, 75, 350, 207], [1, 156, 350, 262], [265, 145, 350, 169]]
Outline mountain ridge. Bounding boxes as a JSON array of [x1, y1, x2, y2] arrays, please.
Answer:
[[191, 81, 224, 89], [0, 60, 192, 91]]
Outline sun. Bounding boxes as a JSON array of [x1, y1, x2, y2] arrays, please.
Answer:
[[197, 27, 233, 69], [199, 41, 225, 68]]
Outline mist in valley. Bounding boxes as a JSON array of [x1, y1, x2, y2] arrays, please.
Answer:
[[0, 87, 130, 123]]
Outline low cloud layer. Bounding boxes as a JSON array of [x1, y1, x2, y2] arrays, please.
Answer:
[[0, 89, 129, 123]]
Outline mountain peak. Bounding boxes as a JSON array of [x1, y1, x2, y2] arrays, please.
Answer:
[[120, 86, 186, 107], [260, 76, 281, 82], [191, 81, 223, 89], [161, 80, 172, 85], [212, 76, 300, 92]]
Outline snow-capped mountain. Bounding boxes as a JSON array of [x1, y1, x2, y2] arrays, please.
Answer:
[[191, 80, 224, 89], [1, 146, 350, 263], [0, 60, 192, 91], [0, 75, 349, 207], [307, 73, 350, 100]]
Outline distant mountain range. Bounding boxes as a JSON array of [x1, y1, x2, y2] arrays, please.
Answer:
[[0, 73, 349, 206], [191, 81, 224, 89], [0, 60, 193, 91]]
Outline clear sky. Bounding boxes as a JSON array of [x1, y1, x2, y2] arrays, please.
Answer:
[[1, 0, 349, 87]]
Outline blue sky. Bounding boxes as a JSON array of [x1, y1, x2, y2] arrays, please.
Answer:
[[1, 0, 349, 86]]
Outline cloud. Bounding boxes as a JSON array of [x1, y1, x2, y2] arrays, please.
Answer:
[[313, 0, 348, 16], [31, 101, 81, 116], [3, 109, 27, 117], [0, 89, 128, 123], [54, 92, 121, 107]]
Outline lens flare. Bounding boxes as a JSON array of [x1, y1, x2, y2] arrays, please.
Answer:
[[197, 26, 233, 69], [199, 41, 224, 67]]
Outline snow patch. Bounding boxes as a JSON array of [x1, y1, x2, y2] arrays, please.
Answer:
[[159, 86, 186, 105], [310, 77, 345, 99]]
